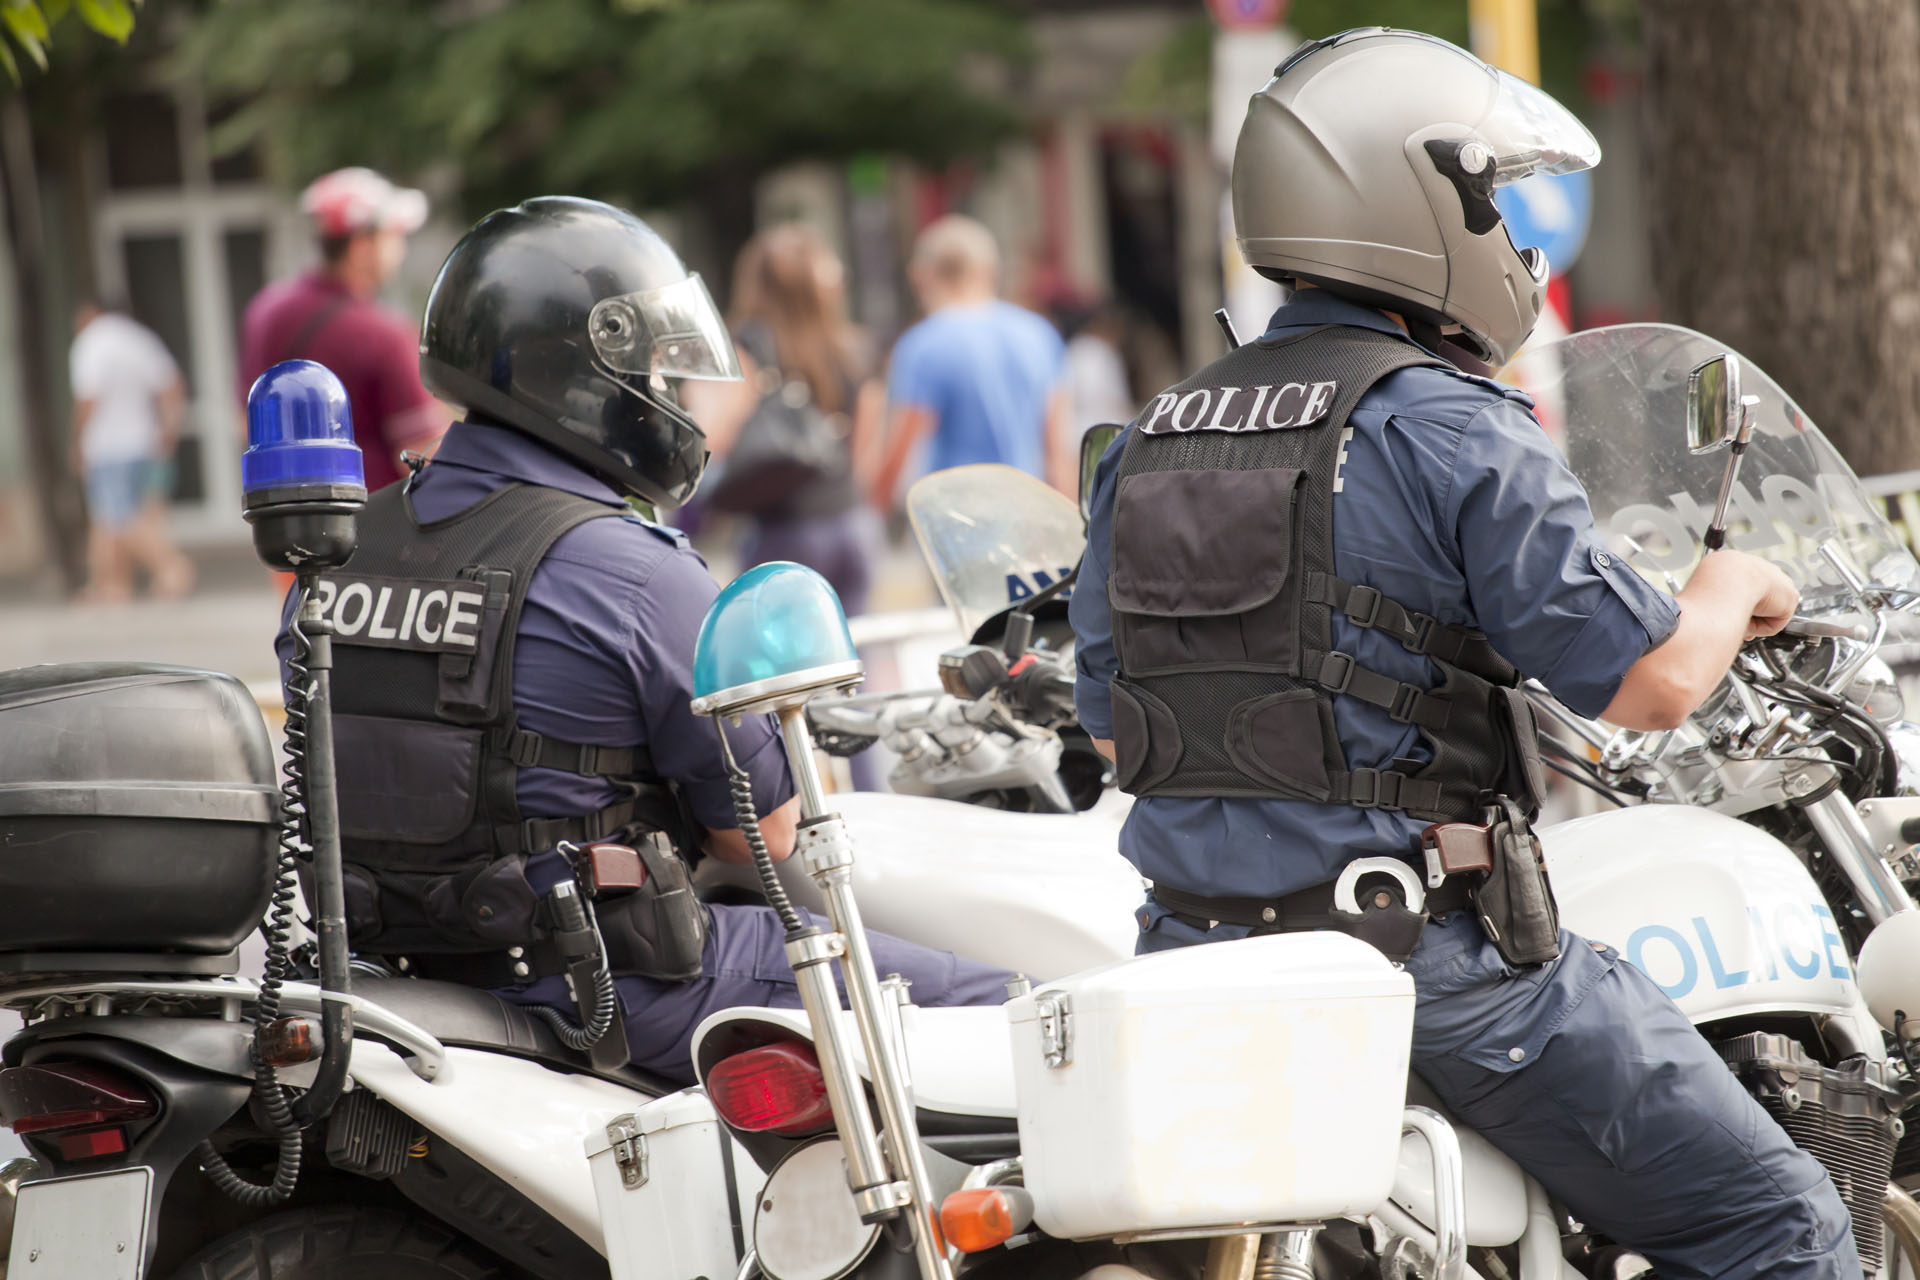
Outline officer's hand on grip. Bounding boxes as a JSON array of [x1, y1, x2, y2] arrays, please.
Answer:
[[1739, 555, 1801, 640], [1605, 550, 1799, 731]]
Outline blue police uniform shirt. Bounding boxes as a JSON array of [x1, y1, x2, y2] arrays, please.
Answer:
[[276, 421, 796, 891], [1070, 292, 1681, 899], [887, 300, 1065, 479]]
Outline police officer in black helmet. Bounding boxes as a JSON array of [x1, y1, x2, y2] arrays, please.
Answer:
[[1072, 30, 1858, 1280], [279, 197, 1011, 1081]]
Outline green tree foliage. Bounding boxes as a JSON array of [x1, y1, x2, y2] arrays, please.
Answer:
[[0, 0, 138, 84], [1126, 1, 1616, 123], [176, 0, 1027, 218]]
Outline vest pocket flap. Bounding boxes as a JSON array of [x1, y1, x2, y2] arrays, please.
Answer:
[[334, 715, 482, 845], [1109, 679, 1183, 793], [1109, 468, 1303, 616], [1225, 689, 1335, 802]]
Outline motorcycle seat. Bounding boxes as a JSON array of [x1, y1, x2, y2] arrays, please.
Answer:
[[351, 975, 676, 1096]]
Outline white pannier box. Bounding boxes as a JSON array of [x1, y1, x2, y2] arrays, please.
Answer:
[[585, 1088, 757, 1280], [1006, 931, 1415, 1240]]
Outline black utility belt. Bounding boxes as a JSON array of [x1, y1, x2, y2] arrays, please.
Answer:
[[1150, 799, 1562, 969], [1152, 872, 1471, 933], [392, 944, 568, 989]]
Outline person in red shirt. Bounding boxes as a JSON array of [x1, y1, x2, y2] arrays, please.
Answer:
[[238, 168, 448, 491]]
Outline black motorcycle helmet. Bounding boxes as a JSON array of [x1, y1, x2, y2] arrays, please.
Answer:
[[419, 196, 740, 507]]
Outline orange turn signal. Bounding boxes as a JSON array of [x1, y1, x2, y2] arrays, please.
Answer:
[[256, 1016, 321, 1067], [938, 1186, 1034, 1253]]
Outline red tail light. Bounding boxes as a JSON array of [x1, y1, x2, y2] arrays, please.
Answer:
[[708, 1041, 834, 1135], [0, 1062, 158, 1139]]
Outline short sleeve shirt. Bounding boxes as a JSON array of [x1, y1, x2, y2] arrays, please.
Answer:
[[887, 300, 1065, 479], [1069, 292, 1681, 899], [239, 271, 440, 491], [69, 313, 180, 466]]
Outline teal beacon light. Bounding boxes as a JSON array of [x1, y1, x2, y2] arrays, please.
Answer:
[[691, 562, 863, 718]]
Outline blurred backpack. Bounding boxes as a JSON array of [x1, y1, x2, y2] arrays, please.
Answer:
[[704, 324, 848, 519]]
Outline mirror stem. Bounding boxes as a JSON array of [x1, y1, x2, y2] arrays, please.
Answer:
[[1704, 439, 1749, 552]]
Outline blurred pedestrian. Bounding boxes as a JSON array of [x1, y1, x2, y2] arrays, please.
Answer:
[[68, 299, 194, 602], [872, 215, 1068, 507], [238, 167, 448, 492], [684, 224, 883, 617], [1054, 297, 1135, 439]]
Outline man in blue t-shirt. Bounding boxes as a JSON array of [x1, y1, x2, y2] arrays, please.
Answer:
[[873, 215, 1067, 505]]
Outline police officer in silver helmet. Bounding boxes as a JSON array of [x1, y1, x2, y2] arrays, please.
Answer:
[[1072, 29, 1855, 1279]]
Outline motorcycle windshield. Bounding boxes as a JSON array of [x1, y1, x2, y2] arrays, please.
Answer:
[[1508, 323, 1920, 618], [907, 465, 1087, 639]]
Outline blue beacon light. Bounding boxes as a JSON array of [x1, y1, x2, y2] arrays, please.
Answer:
[[240, 359, 367, 573], [691, 562, 863, 718]]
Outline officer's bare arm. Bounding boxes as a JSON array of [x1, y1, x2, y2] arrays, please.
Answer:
[[702, 795, 801, 865], [1601, 550, 1800, 732]]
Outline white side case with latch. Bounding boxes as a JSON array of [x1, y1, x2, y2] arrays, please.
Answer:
[[586, 1088, 757, 1280]]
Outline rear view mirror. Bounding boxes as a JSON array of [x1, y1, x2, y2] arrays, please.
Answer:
[[1079, 424, 1123, 526], [1686, 354, 1743, 454]]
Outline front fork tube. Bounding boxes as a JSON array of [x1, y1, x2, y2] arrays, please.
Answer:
[[1800, 790, 1917, 925], [784, 928, 896, 1210], [776, 707, 955, 1280]]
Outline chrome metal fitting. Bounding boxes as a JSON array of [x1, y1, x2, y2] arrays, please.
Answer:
[[784, 930, 847, 969], [797, 813, 857, 880], [854, 1180, 914, 1222]]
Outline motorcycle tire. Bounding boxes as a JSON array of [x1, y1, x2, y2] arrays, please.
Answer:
[[166, 1206, 504, 1280]]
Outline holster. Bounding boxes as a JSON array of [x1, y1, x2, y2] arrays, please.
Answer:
[[1472, 796, 1561, 967], [583, 833, 710, 983]]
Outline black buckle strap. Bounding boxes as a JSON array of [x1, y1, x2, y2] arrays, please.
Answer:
[[1312, 574, 1506, 677], [1315, 651, 1451, 730], [519, 797, 641, 853], [1329, 768, 1445, 817], [1318, 650, 1355, 694], [498, 727, 645, 778], [1345, 767, 1404, 810], [1343, 583, 1384, 629]]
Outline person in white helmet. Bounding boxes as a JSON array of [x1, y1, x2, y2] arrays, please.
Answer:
[[1072, 29, 1855, 1280]]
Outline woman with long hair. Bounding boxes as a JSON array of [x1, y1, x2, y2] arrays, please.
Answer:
[[687, 223, 882, 616]]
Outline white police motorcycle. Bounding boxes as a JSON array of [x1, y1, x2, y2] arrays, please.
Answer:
[[663, 323, 1920, 1280], [0, 325, 1918, 1280]]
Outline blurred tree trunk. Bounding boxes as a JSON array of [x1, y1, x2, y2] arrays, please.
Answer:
[[0, 95, 84, 591], [1641, 0, 1920, 477]]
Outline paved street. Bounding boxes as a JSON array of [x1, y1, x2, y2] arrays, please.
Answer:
[[1, 584, 285, 685]]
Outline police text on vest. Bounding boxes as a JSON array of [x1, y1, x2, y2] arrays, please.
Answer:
[[1138, 381, 1340, 435], [310, 575, 488, 652]]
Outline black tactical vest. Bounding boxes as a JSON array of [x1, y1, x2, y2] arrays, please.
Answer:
[[1107, 324, 1547, 823], [320, 481, 690, 955]]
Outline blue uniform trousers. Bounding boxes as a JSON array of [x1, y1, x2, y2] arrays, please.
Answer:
[[500, 902, 1014, 1083], [1139, 907, 1862, 1280]]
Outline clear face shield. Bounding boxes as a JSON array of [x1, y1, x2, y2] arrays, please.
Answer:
[[1476, 71, 1601, 284], [588, 274, 744, 387]]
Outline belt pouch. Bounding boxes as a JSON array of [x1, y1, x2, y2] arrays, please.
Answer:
[[596, 835, 708, 981], [1473, 796, 1561, 966]]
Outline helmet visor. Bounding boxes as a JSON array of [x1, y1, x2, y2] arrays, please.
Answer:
[[589, 274, 743, 382], [1480, 71, 1600, 185]]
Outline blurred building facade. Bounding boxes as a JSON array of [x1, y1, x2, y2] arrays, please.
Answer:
[[0, 1, 1657, 590]]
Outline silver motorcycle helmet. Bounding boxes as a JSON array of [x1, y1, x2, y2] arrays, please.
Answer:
[[1232, 28, 1600, 366]]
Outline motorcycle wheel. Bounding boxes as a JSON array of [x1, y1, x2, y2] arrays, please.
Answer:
[[166, 1206, 503, 1279]]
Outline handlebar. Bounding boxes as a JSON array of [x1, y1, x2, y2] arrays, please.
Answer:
[[1777, 614, 1873, 641]]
